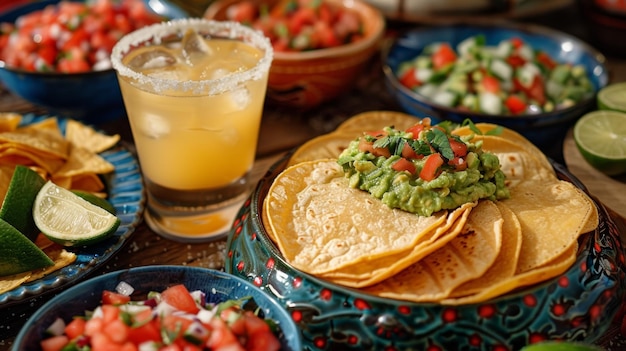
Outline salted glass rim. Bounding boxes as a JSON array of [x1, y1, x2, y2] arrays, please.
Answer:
[[110, 18, 273, 95]]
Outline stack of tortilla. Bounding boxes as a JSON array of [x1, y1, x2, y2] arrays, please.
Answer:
[[262, 111, 598, 304]]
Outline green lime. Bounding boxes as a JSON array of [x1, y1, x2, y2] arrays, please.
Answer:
[[520, 341, 604, 351], [573, 110, 626, 176], [71, 190, 116, 215], [33, 181, 121, 247], [598, 82, 626, 113], [0, 218, 53, 276], [0, 165, 46, 242]]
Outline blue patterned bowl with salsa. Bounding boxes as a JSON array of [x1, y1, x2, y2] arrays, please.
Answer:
[[382, 22, 608, 156], [0, 0, 187, 124], [225, 153, 626, 351]]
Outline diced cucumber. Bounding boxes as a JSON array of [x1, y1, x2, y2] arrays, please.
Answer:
[[517, 44, 534, 61], [550, 64, 571, 85], [416, 67, 434, 83], [546, 79, 564, 100], [416, 55, 432, 69], [490, 59, 513, 81], [479, 92, 503, 114], [417, 83, 438, 98], [432, 90, 459, 107], [443, 75, 468, 95], [461, 94, 479, 111], [494, 40, 513, 58], [571, 64, 586, 78], [517, 62, 541, 87]]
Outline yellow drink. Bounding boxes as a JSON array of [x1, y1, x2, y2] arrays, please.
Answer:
[[111, 19, 273, 241]]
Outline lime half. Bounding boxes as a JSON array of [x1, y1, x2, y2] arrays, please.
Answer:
[[598, 82, 626, 113], [33, 181, 120, 246], [0, 165, 46, 242], [573, 110, 626, 176]]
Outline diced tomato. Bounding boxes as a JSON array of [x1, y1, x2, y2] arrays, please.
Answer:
[[161, 284, 200, 314], [510, 37, 524, 49], [506, 54, 526, 68], [246, 329, 281, 351], [419, 153, 444, 181], [84, 317, 104, 337], [161, 314, 194, 342], [206, 318, 244, 351], [102, 318, 130, 344], [432, 43, 456, 70], [64, 318, 87, 340], [401, 143, 419, 159], [405, 124, 426, 139], [536, 51, 557, 70], [358, 139, 391, 158], [524, 74, 546, 105], [481, 75, 500, 93], [227, 1, 257, 23], [102, 290, 131, 305], [40, 335, 69, 351], [399, 67, 421, 89], [448, 157, 467, 171], [127, 319, 161, 345], [448, 138, 468, 158], [505, 95, 527, 114], [287, 7, 316, 34], [392, 157, 416, 174]]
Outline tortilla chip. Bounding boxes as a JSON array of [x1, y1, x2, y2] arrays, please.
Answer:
[[363, 200, 504, 302], [0, 128, 69, 160], [53, 145, 115, 178], [0, 113, 22, 132], [0, 272, 31, 294], [0, 146, 66, 174], [265, 159, 449, 275], [65, 119, 120, 153], [26, 248, 77, 282]]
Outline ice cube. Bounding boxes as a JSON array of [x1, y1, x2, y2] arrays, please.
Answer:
[[127, 48, 177, 71], [229, 87, 250, 111], [181, 29, 212, 67], [138, 113, 170, 139]]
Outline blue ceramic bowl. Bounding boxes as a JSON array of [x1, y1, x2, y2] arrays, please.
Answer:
[[0, 0, 187, 124], [13, 265, 302, 350], [225, 154, 626, 350], [382, 22, 609, 151]]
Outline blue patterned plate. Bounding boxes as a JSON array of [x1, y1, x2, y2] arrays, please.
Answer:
[[0, 114, 145, 308]]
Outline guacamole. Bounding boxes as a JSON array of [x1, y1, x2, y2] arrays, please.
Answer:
[[337, 120, 510, 216]]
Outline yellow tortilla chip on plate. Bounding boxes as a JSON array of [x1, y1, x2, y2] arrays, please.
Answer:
[[0, 272, 31, 294], [0, 146, 65, 174], [265, 159, 449, 275], [362, 200, 504, 303], [54, 145, 115, 178], [65, 119, 120, 153], [288, 132, 357, 167], [0, 113, 22, 132], [27, 247, 77, 282], [0, 127, 69, 160]]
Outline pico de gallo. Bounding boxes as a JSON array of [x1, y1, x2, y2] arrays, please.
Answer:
[[39, 283, 282, 351], [0, 0, 165, 73], [396, 35, 595, 115], [224, 0, 364, 52]]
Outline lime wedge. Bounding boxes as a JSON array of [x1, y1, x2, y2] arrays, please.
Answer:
[[573, 110, 626, 176], [33, 181, 120, 247], [0, 218, 53, 276], [71, 190, 116, 215], [598, 82, 626, 113], [0, 165, 46, 242], [520, 341, 604, 351]]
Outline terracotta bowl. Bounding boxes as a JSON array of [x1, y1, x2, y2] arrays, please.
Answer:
[[204, 0, 386, 108], [225, 154, 626, 350]]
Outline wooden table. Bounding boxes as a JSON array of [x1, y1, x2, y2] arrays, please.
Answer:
[[2, 3, 626, 350]]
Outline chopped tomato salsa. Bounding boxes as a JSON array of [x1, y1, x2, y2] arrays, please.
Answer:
[[0, 0, 164, 73], [40, 283, 282, 351]]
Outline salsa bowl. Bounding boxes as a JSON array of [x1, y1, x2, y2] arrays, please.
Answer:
[[0, 0, 187, 124], [13, 265, 302, 350], [225, 152, 625, 350], [204, 0, 386, 109], [383, 22, 608, 151]]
